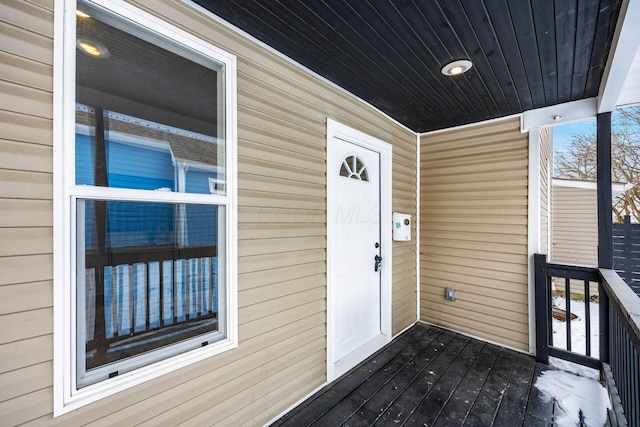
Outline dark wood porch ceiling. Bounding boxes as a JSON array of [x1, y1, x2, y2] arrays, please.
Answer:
[[193, 0, 622, 133]]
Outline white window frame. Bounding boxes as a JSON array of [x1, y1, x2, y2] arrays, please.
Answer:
[[53, 0, 237, 415]]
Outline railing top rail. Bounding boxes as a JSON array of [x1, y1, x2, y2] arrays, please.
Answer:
[[600, 268, 640, 349], [546, 262, 601, 282]]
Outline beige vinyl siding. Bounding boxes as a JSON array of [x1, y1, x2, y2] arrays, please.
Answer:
[[420, 117, 530, 351], [0, 0, 417, 425], [551, 184, 598, 267], [539, 127, 552, 255]]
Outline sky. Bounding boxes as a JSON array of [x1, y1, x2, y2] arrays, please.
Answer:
[[552, 118, 596, 154]]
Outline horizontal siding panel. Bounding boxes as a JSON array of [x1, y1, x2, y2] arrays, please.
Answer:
[[239, 206, 325, 224], [0, 308, 52, 344], [0, 169, 52, 199], [422, 291, 528, 324], [423, 254, 527, 276], [0, 227, 51, 257], [421, 305, 528, 349], [0, 281, 51, 315], [425, 214, 526, 226], [231, 364, 325, 426], [240, 273, 326, 307], [427, 169, 527, 185], [0, 21, 52, 65], [0, 0, 53, 38], [423, 238, 525, 255], [0, 254, 52, 286], [423, 139, 526, 160], [241, 124, 325, 159], [239, 286, 325, 323], [422, 158, 528, 177], [0, 51, 52, 92], [0, 335, 51, 374], [422, 244, 527, 265], [551, 185, 598, 265], [238, 105, 319, 144], [238, 129, 326, 162], [239, 262, 325, 290], [423, 197, 527, 208], [0, 199, 52, 227], [0, 139, 52, 173], [421, 222, 527, 236], [0, 80, 52, 119], [0, 110, 52, 146], [0, 361, 51, 403], [239, 173, 324, 198], [421, 272, 526, 301], [239, 236, 325, 257], [421, 260, 528, 285], [238, 81, 326, 127], [0, 387, 51, 426], [423, 180, 527, 193], [238, 249, 325, 275], [423, 119, 520, 144], [241, 301, 325, 340], [392, 266, 417, 283], [421, 189, 528, 200], [176, 353, 326, 427], [419, 229, 527, 246], [239, 140, 324, 172], [238, 222, 325, 240], [239, 190, 324, 210], [238, 156, 324, 185]]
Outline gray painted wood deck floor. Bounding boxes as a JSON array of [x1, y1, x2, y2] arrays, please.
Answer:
[[273, 324, 552, 427]]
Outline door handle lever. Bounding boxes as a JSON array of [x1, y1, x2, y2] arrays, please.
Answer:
[[374, 255, 382, 272]]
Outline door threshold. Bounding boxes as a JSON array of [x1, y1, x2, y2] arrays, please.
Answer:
[[332, 333, 389, 380]]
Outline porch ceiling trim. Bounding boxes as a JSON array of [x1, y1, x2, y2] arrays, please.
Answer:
[[598, 0, 640, 112]]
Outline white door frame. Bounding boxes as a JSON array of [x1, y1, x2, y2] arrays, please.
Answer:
[[326, 118, 393, 381]]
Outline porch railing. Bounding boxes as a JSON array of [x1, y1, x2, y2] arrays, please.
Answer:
[[535, 254, 640, 427]]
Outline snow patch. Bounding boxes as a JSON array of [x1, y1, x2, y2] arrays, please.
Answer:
[[534, 370, 610, 427], [549, 357, 600, 381], [552, 296, 600, 358]]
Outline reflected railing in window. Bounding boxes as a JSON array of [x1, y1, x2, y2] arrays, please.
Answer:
[[77, 200, 225, 382]]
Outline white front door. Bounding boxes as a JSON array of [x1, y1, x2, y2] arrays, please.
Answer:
[[327, 120, 391, 380]]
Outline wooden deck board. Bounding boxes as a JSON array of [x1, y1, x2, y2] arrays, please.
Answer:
[[272, 324, 553, 427]]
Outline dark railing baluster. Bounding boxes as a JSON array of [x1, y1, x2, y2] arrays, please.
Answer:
[[585, 280, 591, 356], [565, 277, 571, 352], [600, 282, 610, 363]]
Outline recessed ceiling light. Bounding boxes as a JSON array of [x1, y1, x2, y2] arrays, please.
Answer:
[[76, 10, 91, 18], [76, 38, 110, 58], [441, 60, 473, 76]]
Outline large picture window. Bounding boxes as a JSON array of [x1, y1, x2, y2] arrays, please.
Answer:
[[55, 0, 236, 413]]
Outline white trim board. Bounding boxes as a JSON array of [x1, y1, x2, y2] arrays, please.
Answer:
[[522, 98, 597, 130], [598, 0, 640, 112], [527, 128, 541, 355]]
